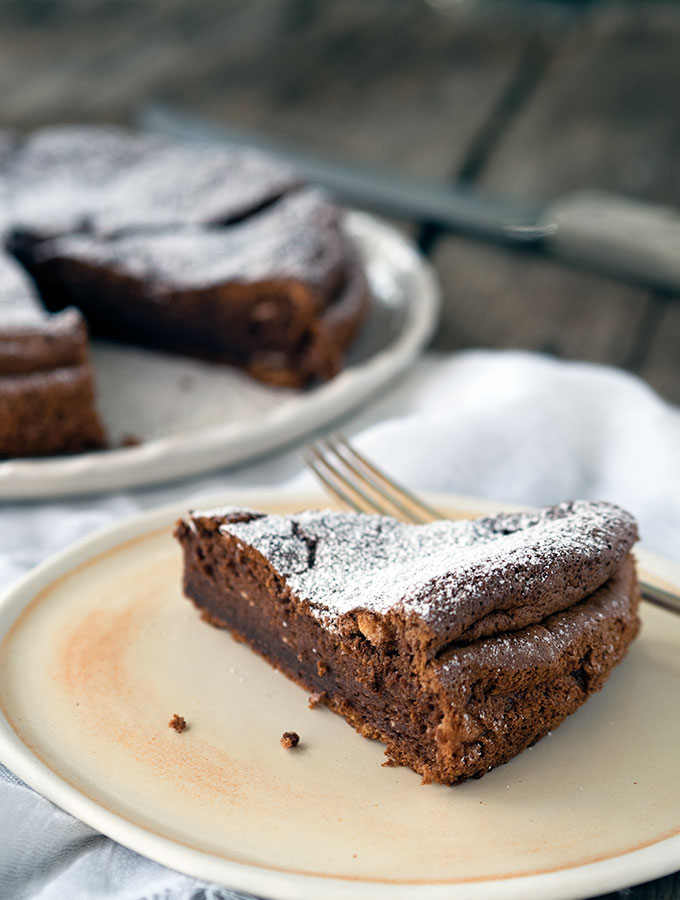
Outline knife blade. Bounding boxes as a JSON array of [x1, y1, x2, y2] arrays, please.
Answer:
[[139, 102, 680, 296]]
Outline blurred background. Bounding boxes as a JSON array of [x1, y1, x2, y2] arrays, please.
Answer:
[[2, 0, 679, 402]]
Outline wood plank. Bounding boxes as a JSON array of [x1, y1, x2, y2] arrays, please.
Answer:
[[0, 0, 549, 180], [179, 2, 547, 179], [430, 234, 652, 367], [472, 3, 680, 405], [0, 1, 280, 127], [0, 0, 192, 125], [481, 4, 680, 205], [59, 1, 280, 121]]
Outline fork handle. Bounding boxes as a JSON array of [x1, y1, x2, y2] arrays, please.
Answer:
[[640, 579, 680, 615]]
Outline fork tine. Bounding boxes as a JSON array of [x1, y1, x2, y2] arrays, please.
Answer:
[[302, 444, 365, 512], [330, 433, 443, 523], [304, 436, 439, 524], [302, 444, 391, 515], [320, 436, 430, 524], [306, 441, 420, 519]]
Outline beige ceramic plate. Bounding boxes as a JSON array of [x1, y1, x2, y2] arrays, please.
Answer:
[[0, 214, 440, 500], [0, 490, 679, 900]]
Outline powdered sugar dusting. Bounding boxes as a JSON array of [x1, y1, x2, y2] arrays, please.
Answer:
[[199, 501, 638, 644], [0, 254, 45, 327], [0, 124, 350, 384], [7, 124, 298, 238], [0, 254, 85, 352], [38, 189, 344, 294]]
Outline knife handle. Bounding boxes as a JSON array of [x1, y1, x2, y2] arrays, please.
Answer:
[[543, 190, 680, 293]]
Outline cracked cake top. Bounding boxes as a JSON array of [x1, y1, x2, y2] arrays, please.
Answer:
[[187, 500, 638, 655]]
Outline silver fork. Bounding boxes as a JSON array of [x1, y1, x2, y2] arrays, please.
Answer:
[[302, 433, 680, 616]]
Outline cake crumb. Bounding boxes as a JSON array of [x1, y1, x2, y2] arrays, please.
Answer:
[[280, 731, 300, 749], [121, 433, 142, 447], [316, 659, 327, 676], [308, 690, 327, 709], [168, 714, 187, 733]]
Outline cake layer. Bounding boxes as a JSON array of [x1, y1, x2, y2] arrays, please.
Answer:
[[175, 503, 640, 784], [0, 309, 88, 377], [428, 556, 639, 782], [0, 362, 106, 457], [0, 253, 106, 456]]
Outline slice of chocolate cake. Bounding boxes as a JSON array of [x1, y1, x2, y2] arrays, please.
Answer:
[[0, 255, 106, 457], [27, 189, 370, 387], [175, 501, 640, 785]]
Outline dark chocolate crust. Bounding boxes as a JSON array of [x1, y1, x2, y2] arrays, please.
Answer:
[[0, 126, 371, 456], [174, 503, 641, 785]]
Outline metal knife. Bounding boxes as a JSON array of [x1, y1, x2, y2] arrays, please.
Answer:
[[139, 102, 680, 296]]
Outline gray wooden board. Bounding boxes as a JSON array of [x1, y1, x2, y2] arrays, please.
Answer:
[[178, 3, 546, 180], [430, 234, 652, 363], [455, 3, 680, 405], [0, 0, 539, 180], [480, 4, 680, 205]]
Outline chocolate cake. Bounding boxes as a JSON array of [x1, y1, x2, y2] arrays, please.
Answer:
[[27, 189, 368, 387], [0, 125, 370, 457], [168, 714, 187, 734], [0, 255, 105, 456], [280, 731, 300, 749], [175, 501, 641, 785]]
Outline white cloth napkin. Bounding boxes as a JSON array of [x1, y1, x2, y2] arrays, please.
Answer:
[[1, 350, 679, 899]]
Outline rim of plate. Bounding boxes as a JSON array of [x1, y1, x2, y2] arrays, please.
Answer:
[[0, 212, 440, 500], [0, 488, 679, 900]]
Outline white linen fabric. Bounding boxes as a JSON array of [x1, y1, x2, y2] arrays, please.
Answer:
[[1, 350, 679, 899]]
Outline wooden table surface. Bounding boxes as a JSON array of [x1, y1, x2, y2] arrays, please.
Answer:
[[1, 1, 678, 897]]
